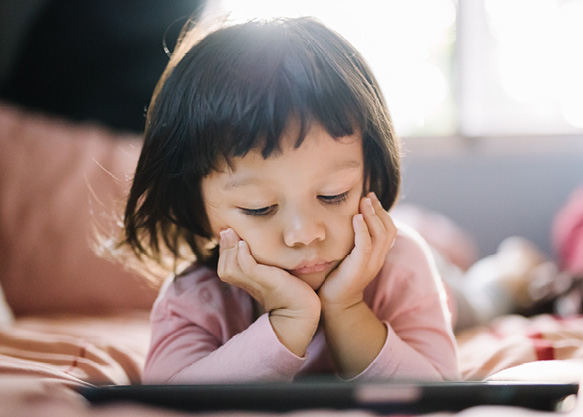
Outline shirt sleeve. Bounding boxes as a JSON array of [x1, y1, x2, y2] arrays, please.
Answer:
[[352, 224, 460, 381], [143, 268, 306, 384]]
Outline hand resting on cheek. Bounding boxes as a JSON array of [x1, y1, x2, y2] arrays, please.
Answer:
[[217, 228, 321, 357], [319, 192, 398, 309]]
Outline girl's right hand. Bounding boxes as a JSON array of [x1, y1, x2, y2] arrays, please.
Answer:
[[217, 228, 321, 357]]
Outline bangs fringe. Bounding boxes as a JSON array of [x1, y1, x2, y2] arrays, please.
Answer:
[[160, 17, 372, 172]]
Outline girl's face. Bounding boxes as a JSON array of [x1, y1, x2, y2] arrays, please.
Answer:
[[201, 121, 364, 290]]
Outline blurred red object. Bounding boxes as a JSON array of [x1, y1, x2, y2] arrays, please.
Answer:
[[553, 187, 583, 277]]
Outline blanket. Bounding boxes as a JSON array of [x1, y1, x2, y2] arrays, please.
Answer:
[[1, 312, 583, 416]]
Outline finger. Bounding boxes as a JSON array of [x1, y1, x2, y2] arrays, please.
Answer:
[[224, 228, 241, 247], [332, 213, 373, 282], [352, 213, 373, 258], [218, 229, 237, 257], [236, 240, 259, 277], [234, 240, 267, 299], [367, 192, 397, 245], [360, 196, 388, 244], [218, 237, 264, 301], [218, 231, 228, 256], [236, 240, 297, 308], [236, 241, 285, 292], [383, 213, 398, 248], [217, 229, 242, 281], [360, 195, 397, 272], [368, 192, 392, 229]]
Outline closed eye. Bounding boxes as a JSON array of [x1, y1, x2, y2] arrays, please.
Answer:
[[318, 191, 349, 205], [239, 205, 276, 217]]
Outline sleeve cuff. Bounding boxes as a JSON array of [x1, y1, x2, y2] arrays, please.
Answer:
[[242, 313, 307, 380]]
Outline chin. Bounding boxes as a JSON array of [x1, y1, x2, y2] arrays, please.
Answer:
[[294, 272, 329, 291]]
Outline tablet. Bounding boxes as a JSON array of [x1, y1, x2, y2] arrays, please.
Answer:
[[79, 379, 578, 414]]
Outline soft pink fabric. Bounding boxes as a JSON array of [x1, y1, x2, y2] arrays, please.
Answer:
[[144, 225, 459, 384], [0, 312, 151, 387], [552, 187, 583, 276], [0, 102, 158, 315]]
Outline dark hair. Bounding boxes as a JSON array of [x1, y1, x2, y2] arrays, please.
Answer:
[[122, 16, 401, 274]]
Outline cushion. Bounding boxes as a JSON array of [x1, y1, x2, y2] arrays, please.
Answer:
[[552, 186, 583, 277], [0, 102, 158, 315]]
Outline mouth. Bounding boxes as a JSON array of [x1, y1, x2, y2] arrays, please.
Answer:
[[287, 260, 334, 276]]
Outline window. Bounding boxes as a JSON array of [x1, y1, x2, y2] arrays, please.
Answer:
[[460, 0, 583, 136], [215, 0, 583, 138]]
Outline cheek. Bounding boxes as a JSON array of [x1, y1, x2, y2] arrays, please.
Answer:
[[336, 214, 357, 255], [237, 225, 278, 264], [333, 200, 360, 254], [204, 203, 229, 239]]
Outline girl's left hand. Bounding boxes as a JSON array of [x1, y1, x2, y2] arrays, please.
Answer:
[[318, 192, 397, 310]]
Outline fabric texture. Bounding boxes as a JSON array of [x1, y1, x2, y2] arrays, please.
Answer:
[[0, 312, 151, 387], [144, 225, 460, 384]]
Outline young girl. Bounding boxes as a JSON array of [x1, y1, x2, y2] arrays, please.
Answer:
[[122, 16, 459, 383]]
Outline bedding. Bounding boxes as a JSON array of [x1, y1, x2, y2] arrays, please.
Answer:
[[458, 314, 583, 381], [2, 313, 583, 416], [0, 312, 150, 387], [1, 102, 583, 416]]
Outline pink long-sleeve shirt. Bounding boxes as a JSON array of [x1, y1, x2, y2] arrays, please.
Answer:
[[143, 225, 460, 384]]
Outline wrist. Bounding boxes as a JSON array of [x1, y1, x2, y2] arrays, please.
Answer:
[[269, 301, 321, 357], [319, 292, 364, 314]]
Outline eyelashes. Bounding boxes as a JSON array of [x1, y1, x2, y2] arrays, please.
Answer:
[[318, 191, 349, 205], [240, 205, 276, 217], [239, 191, 350, 217]]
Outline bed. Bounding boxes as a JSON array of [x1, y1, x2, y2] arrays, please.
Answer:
[[1, 101, 582, 416]]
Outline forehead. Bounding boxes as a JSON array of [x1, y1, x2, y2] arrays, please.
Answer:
[[209, 121, 363, 188]]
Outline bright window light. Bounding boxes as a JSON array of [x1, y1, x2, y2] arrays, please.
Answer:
[[216, 0, 457, 137], [215, 0, 583, 137], [461, 0, 583, 135]]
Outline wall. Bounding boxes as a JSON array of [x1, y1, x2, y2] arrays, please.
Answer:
[[399, 136, 583, 258]]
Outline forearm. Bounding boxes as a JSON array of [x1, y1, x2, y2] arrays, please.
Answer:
[[145, 314, 306, 384], [322, 300, 387, 379]]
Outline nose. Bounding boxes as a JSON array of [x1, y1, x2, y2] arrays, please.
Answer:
[[282, 207, 326, 247]]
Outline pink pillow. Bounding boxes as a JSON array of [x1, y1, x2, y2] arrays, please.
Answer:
[[391, 203, 478, 271], [0, 103, 158, 315]]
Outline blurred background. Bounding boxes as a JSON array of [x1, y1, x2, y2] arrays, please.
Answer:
[[1, 0, 581, 258]]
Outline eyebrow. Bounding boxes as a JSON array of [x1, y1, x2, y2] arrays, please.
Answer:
[[223, 159, 362, 190], [223, 177, 263, 190]]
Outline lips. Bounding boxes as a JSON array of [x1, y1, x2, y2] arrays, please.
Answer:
[[288, 260, 334, 275]]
